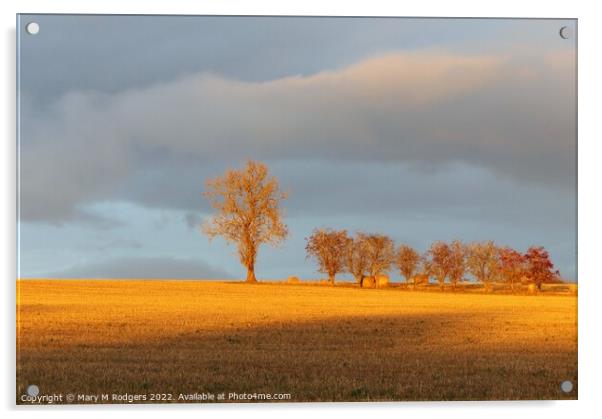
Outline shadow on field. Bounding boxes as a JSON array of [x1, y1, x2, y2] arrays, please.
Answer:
[[17, 312, 577, 403]]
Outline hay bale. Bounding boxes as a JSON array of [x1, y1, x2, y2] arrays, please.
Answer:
[[527, 283, 537, 294], [360, 276, 376, 288], [376, 274, 389, 288], [287, 275, 300, 284], [412, 274, 430, 286]]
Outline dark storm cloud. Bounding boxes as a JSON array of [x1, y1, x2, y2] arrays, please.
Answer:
[[275, 161, 573, 227], [19, 49, 575, 223], [111, 160, 573, 233], [46, 256, 233, 279], [20, 15, 538, 105]]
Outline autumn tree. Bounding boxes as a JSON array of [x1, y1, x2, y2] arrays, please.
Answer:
[[396, 244, 421, 286], [498, 246, 526, 291], [361, 233, 395, 278], [346, 233, 371, 284], [420, 255, 433, 283], [305, 228, 350, 284], [466, 241, 500, 291], [429, 241, 451, 290], [447, 240, 466, 290], [203, 160, 288, 283], [524, 246, 557, 290]]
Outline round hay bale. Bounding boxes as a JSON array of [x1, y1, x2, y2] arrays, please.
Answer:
[[287, 275, 300, 284], [420, 275, 429, 285], [361, 276, 376, 288], [411, 274, 430, 286], [376, 274, 389, 288]]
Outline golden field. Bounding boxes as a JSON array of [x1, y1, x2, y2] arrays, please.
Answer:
[[17, 280, 577, 403]]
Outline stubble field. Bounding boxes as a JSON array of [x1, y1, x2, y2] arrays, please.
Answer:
[[16, 280, 577, 403]]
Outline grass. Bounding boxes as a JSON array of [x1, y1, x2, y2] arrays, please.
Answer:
[[16, 280, 577, 403]]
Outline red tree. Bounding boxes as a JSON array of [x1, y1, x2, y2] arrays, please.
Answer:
[[498, 247, 526, 291], [524, 246, 557, 290]]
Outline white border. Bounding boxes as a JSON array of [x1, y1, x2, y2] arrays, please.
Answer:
[[3, 1, 601, 418]]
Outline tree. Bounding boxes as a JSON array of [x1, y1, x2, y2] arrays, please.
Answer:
[[524, 246, 557, 290], [447, 240, 466, 290], [420, 255, 433, 283], [361, 233, 395, 278], [498, 246, 526, 291], [429, 241, 451, 290], [346, 234, 371, 284], [305, 228, 350, 284], [203, 160, 288, 283], [466, 241, 499, 291], [396, 244, 421, 286]]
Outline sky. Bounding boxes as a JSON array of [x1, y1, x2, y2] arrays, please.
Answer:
[[17, 15, 577, 281]]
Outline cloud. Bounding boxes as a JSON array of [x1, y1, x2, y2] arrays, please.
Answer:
[[24, 15, 563, 105], [78, 238, 143, 253], [184, 212, 202, 230], [273, 161, 574, 227], [19, 50, 575, 223], [44, 256, 233, 279]]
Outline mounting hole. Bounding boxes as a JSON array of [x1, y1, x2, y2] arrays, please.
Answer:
[[26, 22, 40, 35], [559, 26, 571, 40], [26, 384, 39, 397], [560, 380, 573, 393]]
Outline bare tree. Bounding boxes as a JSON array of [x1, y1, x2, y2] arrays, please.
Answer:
[[396, 244, 421, 286], [203, 160, 288, 283], [346, 233, 371, 284], [305, 228, 350, 284], [429, 241, 451, 290], [447, 240, 466, 290], [361, 233, 395, 278], [465, 241, 499, 291], [419, 255, 433, 284]]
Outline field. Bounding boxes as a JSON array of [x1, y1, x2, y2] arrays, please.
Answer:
[[17, 280, 577, 403]]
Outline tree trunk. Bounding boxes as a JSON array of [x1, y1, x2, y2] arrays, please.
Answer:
[[245, 265, 257, 283], [329, 274, 335, 285]]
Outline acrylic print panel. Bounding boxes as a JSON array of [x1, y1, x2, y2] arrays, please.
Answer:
[[16, 15, 577, 404]]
